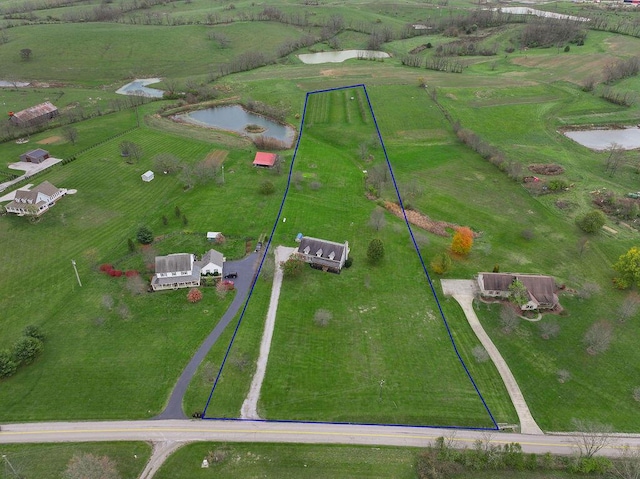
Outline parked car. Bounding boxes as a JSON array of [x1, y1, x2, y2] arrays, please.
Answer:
[[255, 241, 263, 252], [224, 272, 237, 279]]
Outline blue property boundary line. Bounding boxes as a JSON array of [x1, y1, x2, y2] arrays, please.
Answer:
[[202, 84, 499, 431]]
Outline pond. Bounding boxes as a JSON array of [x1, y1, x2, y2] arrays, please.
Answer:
[[116, 78, 164, 98], [176, 105, 296, 147], [494, 7, 589, 22], [564, 127, 640, 151], [298, 50, 390, 64], [0, 80, 30, 88]]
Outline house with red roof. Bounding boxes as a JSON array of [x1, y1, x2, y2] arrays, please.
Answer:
[[253, 152, 278, 168]]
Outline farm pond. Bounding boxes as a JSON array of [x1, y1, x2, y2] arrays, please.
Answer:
[[175, 105, 296, 147], [298, 50, 390, 64], [564, 126, 640, 151]]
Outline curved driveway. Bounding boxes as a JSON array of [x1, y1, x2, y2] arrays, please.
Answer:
[[155, 252, 261, 420], [441, 279, 543, 435]]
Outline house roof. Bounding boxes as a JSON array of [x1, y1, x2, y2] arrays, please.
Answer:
[[155, 253, 193, 274], [479, 272, 558, 306], [200, 249, 224, 266], [207, 232, 221, 239], [13, 181, 60, 203], [12, 101, 57, 123], [23, 148, 49, 160], [152, 265, 201, 286], [297, 236, 346, 263], [253, 151, 277, 167]]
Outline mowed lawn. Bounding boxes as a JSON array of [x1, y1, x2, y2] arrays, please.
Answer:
[[0, 112, 284, 421], [201, 87, 513, 428]]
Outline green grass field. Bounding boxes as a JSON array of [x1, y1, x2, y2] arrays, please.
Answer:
[[1, 0, 640, 440]]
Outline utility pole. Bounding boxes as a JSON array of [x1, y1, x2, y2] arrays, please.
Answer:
[[221, 165, 225, 184], [378, 379, 385, 402], [71, 259, 82, 287]]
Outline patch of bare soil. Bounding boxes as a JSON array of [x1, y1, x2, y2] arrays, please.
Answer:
[[528, 163, 564, 175], [203, 149, 229, 167], [38, 135, 62, 145], [383, 201, 480, 237]]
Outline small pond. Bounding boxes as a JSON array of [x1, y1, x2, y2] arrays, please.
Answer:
[[495, 7, 589, 22], [176, 105, 296, 147], [298, 50, 390, 64], [564, 127, 640, 151], [0, 80, 30, 88], [116, 78, 164, 98]]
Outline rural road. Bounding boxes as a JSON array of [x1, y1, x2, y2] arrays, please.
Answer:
[[2, 419, 640, 457], [155, 251, 261, 420]]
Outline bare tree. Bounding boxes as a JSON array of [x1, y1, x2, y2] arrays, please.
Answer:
[[117, 302, 131, 320], [63, 453, 121, 479], [539, 321, 560, 339], [618, 293, 640, 323], [557, 369, 571, 383], [101, 294, 114, 311], [583, 320, 613, 355], [578, 281, 600, 300], [126, 275, 147, 296], [313, 309, 332, 327], [63, 126, 78, 145], [570, 418, 614, 459], [19, 48, 32, 60], [472, 345, 489, 363], [610, 446, 640, 479], [369, 207, 386, 232], [499, 304, 519, 334], [605, 143, 625, 177], [153, 153, 182, 174]]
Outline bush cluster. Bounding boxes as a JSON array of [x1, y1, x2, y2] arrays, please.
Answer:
[[0, 325, 45, 380]]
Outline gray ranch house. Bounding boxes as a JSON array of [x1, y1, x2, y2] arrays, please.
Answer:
[[5, 181, 66, 216], [296, 236, 350, 273], [195, 249, 225, 276], [151, 253, 201, 291], [477, 272, 559, 310]]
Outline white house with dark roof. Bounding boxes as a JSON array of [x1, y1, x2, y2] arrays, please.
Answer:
[[195, 249, 225, 276], [5, 181, 66, 216], [151, 253, 201, 291], [477, 272, 559, 310], [296, 236, 349, 273]]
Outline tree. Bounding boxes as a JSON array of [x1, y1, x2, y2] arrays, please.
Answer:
[[368, 207, 386, 232], [63, 126, 79, 145], [609, 446, 640, 479], [153, 153, 182, 174], [182, 214, 188, 226], [367, 238, 384, 264], [605, 143, 625, 177], [618, 293, 640, 323], [101, 294, 114, 311], [539, 321, 560, 339], [174, 205, 181, 218], [126, 274, 147, 296], [259, 180, 275, 195], [430, 252, 451, 275], [613, 247, 640, 289], [499, 305, 519, 333], [451, 226, 473, 256], [508, 280, 529, 307], [63, 453, 121, 479], [576, 210, 606, 234], [187, 288, 203, 303], [0, 349, 17, 378], [313, 309, 332, 327], [127, 238, 136, 252], [583, 320, 613, 355], [472, 345, 489, 363], [136, 226, 153, 245], [119, 141, 142, 164], [23, 325, 45, 341], [12, 336, 44, 365], [570, 418, 613, 459], [19, 48, 32, 60], [281, 257, 305, 278]]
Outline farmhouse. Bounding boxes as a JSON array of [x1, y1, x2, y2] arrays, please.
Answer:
[[195, 249, 225, 276], [19, 148, 50, 164], [477, 272, 559, 310], [253, 151, 277, 168], [296, 236, 350, 273], [5, 181, 66, 216], [9, 101, 59, 127], [151, 253, 201, 291]]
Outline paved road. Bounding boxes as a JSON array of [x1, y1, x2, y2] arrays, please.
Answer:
[[441, 279, 543, 435], [2, 419, 639, 456], [155, 252, 261, 420]]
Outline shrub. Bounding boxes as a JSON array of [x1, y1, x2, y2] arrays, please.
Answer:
[[367, 238, 385, 264], [344, 257, 353, 268], [451, 226, 473, 255], [12, 336, 44, 365], [472, 345, 489, 363], [125, 270, 139, 277], [282, 257, 305, 278], [187, 288, 203, 303], [430, 252, 451, 274], [557, 369, 571, 383], [259, 180, 275, 195], [136, 226, 154, 244], [576, 210, 605, 234], [99, 264, 114, 273], [0, 350, 17, 379], [583, 320, 613, 355]]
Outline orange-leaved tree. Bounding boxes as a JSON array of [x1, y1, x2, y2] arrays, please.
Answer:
[[451, 226, 474, 256]]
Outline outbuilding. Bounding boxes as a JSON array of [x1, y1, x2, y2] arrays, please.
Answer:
[[141, 170, 154, 182], [253, 152, 277, 168]]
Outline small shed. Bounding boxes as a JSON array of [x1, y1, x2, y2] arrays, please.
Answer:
[[207, 232, 222, 241], [19, 148, 50, 164], [253, 152, 277, 168], [295, 233, 303, 243], [141, 170, 154, 182]]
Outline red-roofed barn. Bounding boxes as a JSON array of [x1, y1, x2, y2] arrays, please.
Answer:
[[253, 152, 277, 168]]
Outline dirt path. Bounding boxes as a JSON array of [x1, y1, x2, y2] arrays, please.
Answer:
[[240, 246, 296, 419], [441, 279, 543, 435], [138, 441, 182, 479]]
